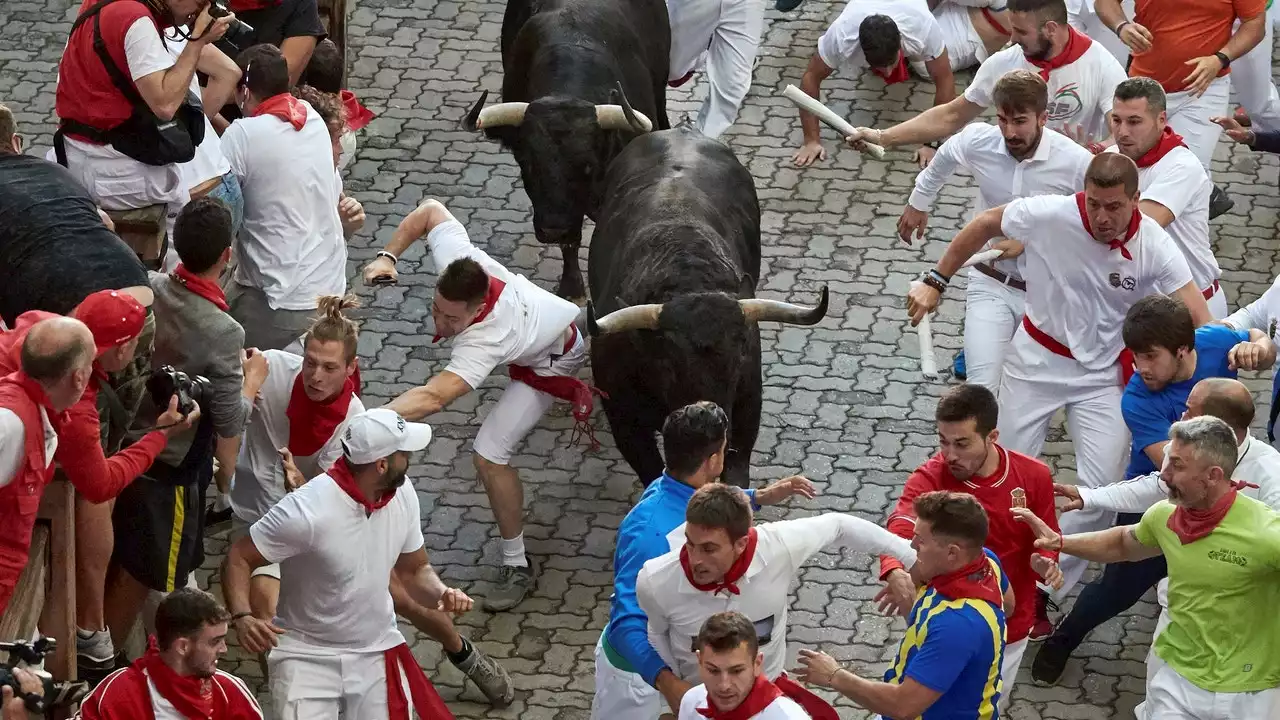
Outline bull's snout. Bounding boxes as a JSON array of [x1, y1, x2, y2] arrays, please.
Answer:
[[533, 222, 583, 246]]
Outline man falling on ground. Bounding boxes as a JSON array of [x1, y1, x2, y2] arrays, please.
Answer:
[[363, 198, 593, 610]]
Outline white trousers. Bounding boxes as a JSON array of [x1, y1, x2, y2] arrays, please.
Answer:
[[999, 637, 1029, 712], [1206, 285, 1229, 320], [1166, 76, 1231, 171], [1066, 0, 1133, 66], [590, 636, 663, 720], [996, 330, 1128, 597], [963, 273, 1025, 394], [270, 649, 392, 720], [930, 2, 988, 72], [666, 0, 765, 139], [1145, 662, 1279, 720], [1233, 17, 1280, 133]]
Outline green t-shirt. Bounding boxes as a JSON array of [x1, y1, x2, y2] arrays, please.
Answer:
[[1135, 495, 1280, 693]]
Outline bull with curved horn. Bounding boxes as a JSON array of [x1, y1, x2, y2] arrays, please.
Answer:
[[463, 0, 671, 302]]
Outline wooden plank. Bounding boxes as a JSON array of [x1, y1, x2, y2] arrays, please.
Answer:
[[0, 526, 49, 642], [37, 477, 76, 683], [104, 205, 166, 269]]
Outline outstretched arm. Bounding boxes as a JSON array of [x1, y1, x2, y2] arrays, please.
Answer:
[[362, 200, 459, 283], [385, 371, 473, 422]]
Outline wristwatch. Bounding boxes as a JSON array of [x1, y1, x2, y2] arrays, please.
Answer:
[[1215, 51, 1232, 68], [375, 250, 398, 264]]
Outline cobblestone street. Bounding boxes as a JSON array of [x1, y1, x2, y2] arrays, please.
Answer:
[[4, 0, 1280, 717]]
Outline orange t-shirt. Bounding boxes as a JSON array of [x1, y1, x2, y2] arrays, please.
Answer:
[[1129, 0, 1266, 92]]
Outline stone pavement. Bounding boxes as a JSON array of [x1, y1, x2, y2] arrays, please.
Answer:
[[4, 0, 1280, 717]]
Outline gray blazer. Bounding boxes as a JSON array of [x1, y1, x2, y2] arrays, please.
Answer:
[[140, 271, 251, 467]]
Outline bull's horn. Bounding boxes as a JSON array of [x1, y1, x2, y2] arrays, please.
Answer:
[[739, 286, 830, 326], [462, 91, 488, 131], [596, 105, 653, 133], [587, 302, 663, 336], [610, 81, 652, 133], [476, 102, 530, 129]]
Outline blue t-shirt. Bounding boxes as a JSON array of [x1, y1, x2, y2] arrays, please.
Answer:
[[1122, 325, 1248, 478], [882, 549, 1008, 720]]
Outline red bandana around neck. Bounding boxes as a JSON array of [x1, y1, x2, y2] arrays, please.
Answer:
[[773, 675, 840, 720], [1134, 126, 1188, 169], [870, 51, 910, 85], [1166, 486, 1255, 544], [698, 675, 782, 720], [286, 373, 356, 458], [929, 554, 1004, 607], [341, 90, 376, 131], [433, 275, 505, 343], [680, 528, 758, 595], [228, 0, 279, 10], [136, 637, 214, 720], [327, 457, 396, 513], [251, 93, 308, 131], [172, 264, 229, 311], [1075, 192, 1140, 260], [1027, 26, 1093, 80]]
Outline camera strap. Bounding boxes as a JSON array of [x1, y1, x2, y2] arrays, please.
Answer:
[[94, 376, 134, 437]]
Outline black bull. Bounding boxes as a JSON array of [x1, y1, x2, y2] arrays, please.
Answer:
[[586, 129, 829, 488], [463, 0, 671, 301]]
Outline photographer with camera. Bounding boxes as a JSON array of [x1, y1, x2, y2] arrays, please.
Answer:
[[76, 588, 260, 719], [215, 0, 324, 90], [101, 197, 266, 669], [51, 0, 239, 241], [1, 668, 40, 720]]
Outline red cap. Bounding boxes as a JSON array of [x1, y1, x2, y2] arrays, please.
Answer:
[[72, 290, 146, 356]]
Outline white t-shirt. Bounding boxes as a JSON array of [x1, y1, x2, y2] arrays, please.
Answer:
[[817, 0, 946, 71], [1001, 193, 1193, 370], [0, 407, 57, 489], [250, 472, 423, 653], [429, 221, 582, 389], [222, 103, 346, 311], [230, 349, 364, 524], [678, 684, 810, 720], [965, 41, 1128, 143], [164, 27, 230, 190], [1102, 145, 1217, 292], [909, 124, 1092, 281], [635, 514, 916, 682], [1226, 275, 1280, 339]]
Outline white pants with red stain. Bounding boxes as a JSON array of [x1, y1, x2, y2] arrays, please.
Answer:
[[995, 329, 1130, 598], [666, 0, 766, 139], [1166, 76, 1232, 172], [1233, 16, 1280, 133], [963, 272, 1025, 394]]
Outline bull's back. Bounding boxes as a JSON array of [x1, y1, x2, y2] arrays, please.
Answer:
[[503, 0, 669, 72]]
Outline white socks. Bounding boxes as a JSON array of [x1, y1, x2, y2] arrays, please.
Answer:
[[500, 534, 528, 568], [213, 492, 231, 512]]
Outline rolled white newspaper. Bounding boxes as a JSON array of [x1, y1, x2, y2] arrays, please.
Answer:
[[781, 84, 887, 159], [960, 248, 1004, 270], [911, 281, 940, 379]]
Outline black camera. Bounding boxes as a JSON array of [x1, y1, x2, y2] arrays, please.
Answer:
[[147, 365, 211, 417], [207, 0, 256, 50], [0, 639, 90, 714]]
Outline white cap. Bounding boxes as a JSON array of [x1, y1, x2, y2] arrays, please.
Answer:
[[341, 408, 433, 464]]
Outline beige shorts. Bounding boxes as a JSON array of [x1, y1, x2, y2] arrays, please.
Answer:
[[230, 518, 281, 580]]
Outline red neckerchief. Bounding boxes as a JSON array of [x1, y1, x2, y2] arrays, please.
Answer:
[[433, 275, 505, 343], [697, 675, 782, 720], [326, 457, 396, 513], [870, 51, 910, 85], [1075, 192, 1140, 260], [286, 373, 356, 458], [1166, 485, 1257, 544], [172, 264, 229, 311], [1134, 126, 1188, 169], [341, 90, 376, 131], [385, 644, 455, 720], [773, 675, 840, 720], [228, 0, 278, 11], [1027, 26, 1093, 81], [680, 528, 758, 595], [13, 372, 57, 415], [928, 554, 1004, 606], [135, 637, 215, 720], [251, 93, 308, 131]]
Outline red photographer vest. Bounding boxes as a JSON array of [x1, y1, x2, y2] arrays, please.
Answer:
[[0, 373, 60, 614], [55, 0, 159, 140]]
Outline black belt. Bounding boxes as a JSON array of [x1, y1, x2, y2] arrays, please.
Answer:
[[972, 262, 1026, 292]]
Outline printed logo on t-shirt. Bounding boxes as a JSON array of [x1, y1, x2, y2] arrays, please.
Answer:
[[1207, 548, 1248, 567], [1109, 272, 1136, 291], [1047, 83, 1083, 123], [1010, 488, 1027, 509]]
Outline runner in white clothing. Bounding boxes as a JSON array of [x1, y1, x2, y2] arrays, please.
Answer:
[[635, 484, 918, 713], [1223, 274, 1280, 445], [363, 199, 590, 611], [906, 153, 1212, 598], [793, 0, 955, 166], [222, 408, 469, 720], [900, 70, 1093, 391], [665, 0, 766, 139], [676, 612, 812, 720], [845, 0, 1128, 160], [1106, 78, 1225, 317], [928, 0, 1014, 74]]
